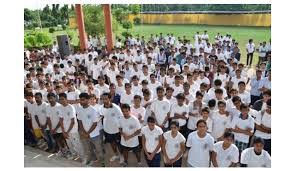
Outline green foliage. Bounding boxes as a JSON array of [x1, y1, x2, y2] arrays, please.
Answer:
[[122, 20, 133, 31], [133, 17, 141, 25], [24, 32, 53, 48], [49, 27, 55, 33], [62, 24, 67, 30], [129, 4, 141, 15], [113, 8, 127, 23], [121, 31, 132, 38]]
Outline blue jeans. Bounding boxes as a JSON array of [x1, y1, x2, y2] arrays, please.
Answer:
[[43, 130, 56, 151], [144, 152, 161, 167], [24, 117, 37, 145]]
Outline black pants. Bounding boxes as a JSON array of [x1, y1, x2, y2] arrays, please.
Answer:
[[247, 53, 254, 66], [250, 95, 261, 106], [164, 157, 182, 167], [144, 152, 161, 167], [264, 139, 271, 156], [179, 124, 188, 140], [24, 117, 37, 145]]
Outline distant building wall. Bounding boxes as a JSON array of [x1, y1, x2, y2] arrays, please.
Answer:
[[128, 12, 271, 27]]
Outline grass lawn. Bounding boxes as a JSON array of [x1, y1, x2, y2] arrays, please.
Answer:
[[25, 24, 271, 66]]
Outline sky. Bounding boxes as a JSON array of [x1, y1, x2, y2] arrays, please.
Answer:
[[24, 2, 68, 10]]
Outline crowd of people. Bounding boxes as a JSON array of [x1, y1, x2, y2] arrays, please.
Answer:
[[24, 30, 271, 167]]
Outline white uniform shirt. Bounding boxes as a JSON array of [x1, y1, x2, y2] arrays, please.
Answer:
[[119, 115, 141, 147], [241, 147, 271, 167], [163, 131, 186, 161], [150, 99, 171, 128], [141, 125, 163, 153], [46, 103, 62, 133], [100, 103, 123, 134], [58, 104, 78, 133], [213, 141, 239, 167]]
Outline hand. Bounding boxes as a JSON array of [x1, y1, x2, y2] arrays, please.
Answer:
[[225, 111, 230, 116], [138, 114, 142, 120], [63, 132, 69, 139], [50, 129, 56, 134], [149, 152, 155, 160]]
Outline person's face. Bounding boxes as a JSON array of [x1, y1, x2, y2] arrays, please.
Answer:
[[256, 71, 262, 77], [233, 100, 241, 108], [187, 76, 193, 82], [147, 121, 155, 130], [223, 136, 234, 147], [197, 122, 207, 133], [239, 84, 245, 91], [241, 107, 249, 115], [125, 85, 131, 92], [236, 70, 241, 76], [59, 96, 67, 106], [150, 75, 156, 82], [263, 94, 271, 102], [122, 108, 130, 118], [89, 97, 97, 105], [184, 85, 190, 91], [254, 143, 264, 153], [87, 82, 93, 88], [157, 90, 164, 98], [48, 96, 56, 105], [35, 95, 42, 104], [215, 93, 223, 99], [177, 98, 184, 105], [231, 91, 238, 97], [170, 124, 179, 134], [218, 103, 226, 112], [79, 97, 89, 106], [134, 98, 141, 106], [102, 95, 110, 105], [202, 111, 209, 119], [266, 105, 271, 114], [200, 85, 206, 92]]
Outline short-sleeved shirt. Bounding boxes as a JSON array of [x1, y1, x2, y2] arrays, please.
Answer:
[[213, 141, 239, 167], [46, 103, 62, 133], [76, 105, 100, 138], [241, 147, 271, 167], [58, 104, 78, 133], [119, 115, 141, 147], [163, 131, 186, 161], [141, 125, 163, 153]]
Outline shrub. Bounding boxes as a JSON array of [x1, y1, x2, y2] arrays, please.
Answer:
[[49, 27, 55, 33], [133, 17, 141, 25], [121, 31, 132, 38]]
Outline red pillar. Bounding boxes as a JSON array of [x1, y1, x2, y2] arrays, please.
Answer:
[[102, 4, 114, 52], [75, 4, 87, 51]]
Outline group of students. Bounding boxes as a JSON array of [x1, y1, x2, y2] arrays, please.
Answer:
[[24, 30, 271, 167]]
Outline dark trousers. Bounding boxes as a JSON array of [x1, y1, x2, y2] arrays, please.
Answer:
[[24, 117, 37, 145], [264, 139, 271, 156], [164, 157, 182, 167], [250, 95, 261, 106], [180, 124, 188, 140], [247, 53, 254, 66], [43, 130, 56, 151], [144, 152, 161, 167]]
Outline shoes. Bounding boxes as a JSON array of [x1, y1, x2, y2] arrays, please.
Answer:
[[109, 155, 120, 162], [137, 162, 142, 166], [119, 155, 124, 164]]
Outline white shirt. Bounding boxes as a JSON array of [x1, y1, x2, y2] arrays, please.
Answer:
[[187, 102, 207, 130], [186, 131, 214, 167], [58, 104, 78, 133], [259, 77, 271, 90], [238, 91, 251, 105], [131, 106, 146, 127], [231, 76, 247, 90], [231, 115, 255, 143], [213, 141, 239, 167], [259, 46, 267, 57], [163, 131, 186, 161], [101, 103, 123, 134], [32, 102, 49, 129], [91, 63, 102, 80], [119, 115, 141, 147], [170, 104, 189, 126], [120, 92, 134, 106], [141, 125, 163, 153], [169, 64, 181, 73], [147, 82, 162, 97], [254, 110, 271, 139], [246, 43, 255, 53], [76, 105, 101, 138], [150, 99, 171, 128], [95, 84, 110, 94], [211, 111, 232, 141], [171, 84, 184, 97], [46, 103, 62, 133], [241, 147, 271, 167], [91, 104, 103, 131]]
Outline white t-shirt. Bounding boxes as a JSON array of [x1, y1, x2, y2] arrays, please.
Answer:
[[211, 111, 232, 141], [231, 115, 255, 143], [231, 76, 247, 90], [91, 104, 103, 131], [76, 105, 101, 138], [141, 125, 163, 153], [119, 115, 141, 147], [32, 102, 49, 129], [95, 84, 110, 94], [213, 141, 239, 167], [246, 43, 255, 53], [241, 147, 271, 167], [163, 131, 186, 161], [171, 84, 184, 97], [169, 64, 181, 73], [186, 131, 214, 167], [120, 92, 134, 106], [131, 106, 146, 127], [170, 104, 189, 127], [150, 99, 171, 128], [101, 103, 123, 134], [46, 103, 62, 133], [196, 116, 213, 133], [147, 82, 162, 97], [58, 104, 78, 133], [238, 91, 251, 105], [254, 110, 271, 139], [91, 63, 102, 80], [187, 102, 207, 130]]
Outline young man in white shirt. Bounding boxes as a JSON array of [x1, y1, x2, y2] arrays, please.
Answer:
[[211, 101, 232, 142], [141, 116, 163, 167], [76, 93, 105, 166], [241, 137, 271, 167], [246, 39, 255, 66], [119, 104, 142, 167], [163, 121, 186, 167], [230, 69, 247, 90], [186, 119, 214, 167], [171, 75, 184, 97], [100, 93, 124, 163], [90, 57, 102, 85], [196, 107, 213, 134], [147, 74, 162, 97], [46, 93, 68, 156], [150, 86, 171, 132], [254, 99, 271, 155], [238, 81, 251, 106], [170, 93, 189, 139], [58, 93, 83, 160], [231, 104, 255, 154], [212, 131, 239, 167], [120, 83, 134, 106], [95, 75, 110, 94]]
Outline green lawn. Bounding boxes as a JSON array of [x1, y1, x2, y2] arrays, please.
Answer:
[[25, 24, 271, 66]]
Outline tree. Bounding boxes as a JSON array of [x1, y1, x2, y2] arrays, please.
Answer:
[[122, 20, 133, 32], [129, 4, 141, 15]]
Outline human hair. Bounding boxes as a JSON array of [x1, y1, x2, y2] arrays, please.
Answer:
[[253, 137, 265, 145], [214, 88, 223, 94], [121, 103, 131, 110], [240, 103, 249, 110], [232, 96, 241, 103], [147, 116, 156, 123], [217, 100, 226, 106], [47, 92, 56, 99], [176, 93, 185, 100], [79, 93, 90, 99], [156, 86, 164, 92], [170, 120, 180, 128], [58, 93, 67, 99], [196, 91, 204, 97], [102, 92, 111, 99], [208, 99, 216, 108], [201, 107, 210, 113], [263, 90, 271, 96], [34, 92, 42, 98], [223, 131, 235, 140], [238, 81, 246, 86], [214, 79, 222, 86], [134, 95, 142, 100], [196, 119, 207, 127], [166, 86, 174, 92]]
